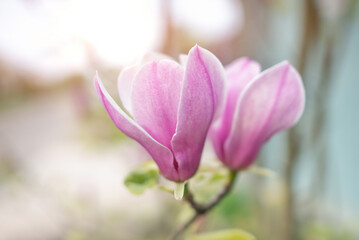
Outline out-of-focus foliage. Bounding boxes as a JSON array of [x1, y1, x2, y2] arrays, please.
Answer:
[[124, 161, 159, 194], [300, 222, 356, 240], [187, 229, 255, 240], [188, 165, 230, 204]]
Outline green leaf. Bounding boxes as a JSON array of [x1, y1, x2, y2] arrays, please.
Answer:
[[124, 161, 159, 194], [188, 166, 230, 204], [187, 229, 256, 240]]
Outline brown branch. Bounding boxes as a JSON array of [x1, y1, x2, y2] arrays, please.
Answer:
[[298, 0, 319, 76], [171, 171, 238, 240]]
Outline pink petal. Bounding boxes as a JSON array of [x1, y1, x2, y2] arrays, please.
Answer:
[[117, 53, 172, 115], [226, 57, 261, 87], [118, 65, 140, 115], [210, 58, 260, 163], [171, 45, 226, 181], [94, 73, 180, 181], [224, 61, 305, 169], [131, 60, 184, 149]]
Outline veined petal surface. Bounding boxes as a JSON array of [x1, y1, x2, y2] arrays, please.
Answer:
[[117, 52, 172, 115], [224, 61, 305, 169], [131, 60, 184, 149], [94, 73, 180, 181], [210, 58, 260, 163], [171, 45, 226, 181]]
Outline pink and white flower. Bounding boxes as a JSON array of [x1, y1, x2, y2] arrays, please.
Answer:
[[94, 45, 226, 182], [210, 58, 305, 170]]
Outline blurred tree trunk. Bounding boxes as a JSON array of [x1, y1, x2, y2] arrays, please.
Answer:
[[284, 0, 319, 239], [159, 0, 175, 56], [284, 0, 356, 239]]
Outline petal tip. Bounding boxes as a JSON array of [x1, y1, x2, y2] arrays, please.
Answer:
[[278, 60, 291, 69], [242, 56, 250, 62], [192, 44, 200, 53], [191, 44, 204, 56]]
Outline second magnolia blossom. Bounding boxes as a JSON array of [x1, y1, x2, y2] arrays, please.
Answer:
[[210, 58, 305, 170], [95, 45, 225, 182]]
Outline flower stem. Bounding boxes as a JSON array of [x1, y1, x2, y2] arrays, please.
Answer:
[[171, 170, 238, 240], [174, 182, 186, 200]]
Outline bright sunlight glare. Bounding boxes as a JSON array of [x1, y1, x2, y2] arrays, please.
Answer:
[[0, 0, 163, 80]]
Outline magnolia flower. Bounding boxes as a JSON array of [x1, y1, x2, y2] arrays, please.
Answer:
[[94, 45, 226, 182], [210, 58, 305, 170]]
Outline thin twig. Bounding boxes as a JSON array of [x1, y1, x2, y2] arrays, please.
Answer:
[[171, 170, 238, 240], [171, 214, 200, 240]]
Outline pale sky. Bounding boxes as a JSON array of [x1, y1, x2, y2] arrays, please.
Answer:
[[0, 0, 241, 80]]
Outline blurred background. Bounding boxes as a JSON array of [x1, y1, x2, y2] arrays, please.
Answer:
[[0, 0, 358, 239]]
